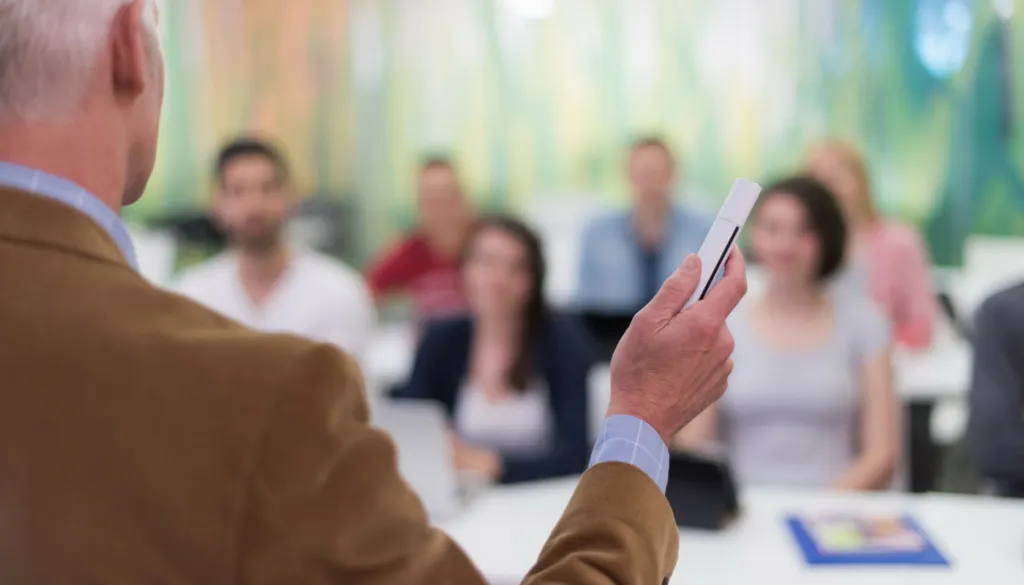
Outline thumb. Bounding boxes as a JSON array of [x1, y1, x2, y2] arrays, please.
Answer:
[[646, 254, 702, 317]]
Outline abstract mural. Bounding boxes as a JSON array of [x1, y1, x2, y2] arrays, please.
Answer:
[[136, 0, 1024, 264]]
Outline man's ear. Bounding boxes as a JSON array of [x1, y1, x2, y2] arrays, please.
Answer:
[[110, 0, 150, 99]]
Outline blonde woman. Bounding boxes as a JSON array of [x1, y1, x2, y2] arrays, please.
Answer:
[[808, 142, 936, 349]]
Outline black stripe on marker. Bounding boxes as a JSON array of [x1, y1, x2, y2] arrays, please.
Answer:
[[697, 226, 739, 301]]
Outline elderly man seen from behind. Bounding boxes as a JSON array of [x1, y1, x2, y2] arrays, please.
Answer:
[[0, 1, 746, 584]]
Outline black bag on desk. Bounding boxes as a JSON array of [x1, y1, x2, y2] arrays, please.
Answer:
[[665, 450, 739, 530]]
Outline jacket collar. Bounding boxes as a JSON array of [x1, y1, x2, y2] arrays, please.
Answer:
[[0, 186, 135, 272]]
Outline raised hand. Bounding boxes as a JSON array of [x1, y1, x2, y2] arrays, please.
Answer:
[[607, 248, 748, 444]]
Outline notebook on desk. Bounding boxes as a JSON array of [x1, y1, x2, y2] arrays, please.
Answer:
[[786, 513, 950, 566]]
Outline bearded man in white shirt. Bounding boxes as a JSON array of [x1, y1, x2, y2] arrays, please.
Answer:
[[175, 138, 376, 362]]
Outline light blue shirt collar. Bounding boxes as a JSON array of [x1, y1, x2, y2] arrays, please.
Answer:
[[0, 162, 137, 270]]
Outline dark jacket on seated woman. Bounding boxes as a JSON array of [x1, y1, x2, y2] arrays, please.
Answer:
[[398, 315, 593, 484]]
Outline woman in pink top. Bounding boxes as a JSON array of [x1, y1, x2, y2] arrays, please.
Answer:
[[808, 142, 936, 349]]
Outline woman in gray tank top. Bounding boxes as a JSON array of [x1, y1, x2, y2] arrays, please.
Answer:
[[677, 176, 899, 490]]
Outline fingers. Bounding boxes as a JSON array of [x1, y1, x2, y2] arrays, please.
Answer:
[[680, 326, 735, 406], [710, 359, 733, 401], [688, 355, 733, 420], [717, 326, 735, 360], [701, 351, 734, 406], [645, 254, 702, 317], [699, 246, 748, 325], [703, 328, 735, 384]]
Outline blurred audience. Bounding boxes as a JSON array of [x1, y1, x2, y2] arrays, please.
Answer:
[[367, 158, 473, 322], [967, 283, 1024, 498], [175, 138, 375, 361], [398, 216, 592, 484], [577, 137, 712, 313], [808, 141, 936, 349], [677, 177, 899, 490]]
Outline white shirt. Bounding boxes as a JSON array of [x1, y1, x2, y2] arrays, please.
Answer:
[[454, 382, 553, 456], [174, 248, 377, 363]]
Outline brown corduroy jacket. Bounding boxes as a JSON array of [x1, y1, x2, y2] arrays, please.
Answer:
[[0, 186, 679, 584]]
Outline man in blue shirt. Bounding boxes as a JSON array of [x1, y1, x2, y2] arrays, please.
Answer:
[[578, 138, 713, 313]]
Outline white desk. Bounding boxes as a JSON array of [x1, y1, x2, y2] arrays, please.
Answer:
[[895, 341, 972, 402], [440, 479, 1024, 585], [366, 323, 416, 389]]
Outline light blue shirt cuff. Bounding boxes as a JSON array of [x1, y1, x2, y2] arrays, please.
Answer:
[[588, 415, 670, 493]]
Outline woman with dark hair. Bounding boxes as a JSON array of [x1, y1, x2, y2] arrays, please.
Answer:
[[398, 215, 592, 484], [677, 176, 900, 490]]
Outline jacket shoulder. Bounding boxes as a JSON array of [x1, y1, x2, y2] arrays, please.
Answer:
[[978, 283, 1024, 322], [129, 283, 363, 394]]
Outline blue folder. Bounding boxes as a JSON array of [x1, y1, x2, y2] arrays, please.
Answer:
[[786, 514, 951, 566]]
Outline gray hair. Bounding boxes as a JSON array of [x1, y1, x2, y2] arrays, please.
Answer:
[[0, 0, 160, 122]]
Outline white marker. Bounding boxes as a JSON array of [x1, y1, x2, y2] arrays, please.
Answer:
[[683, 178, 762, 310]]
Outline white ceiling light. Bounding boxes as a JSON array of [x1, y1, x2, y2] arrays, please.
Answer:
[[914, 0, 972, 79], [994, 0, 1014, 20], [507, 0, 556, 20]]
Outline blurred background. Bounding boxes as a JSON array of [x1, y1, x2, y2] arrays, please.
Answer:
[[138, 0, 1022, 266], [102, 0, 1024, 581]]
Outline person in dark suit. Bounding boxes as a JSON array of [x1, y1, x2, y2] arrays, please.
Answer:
[[0, 1, 747, 583], [968, 283, 1024, 498], [400, 216, 592, 484]]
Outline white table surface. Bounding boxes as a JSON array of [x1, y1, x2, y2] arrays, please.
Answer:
[[366, 323, 416, 389], [894, 340, 972, 402], [440, 478, 1024, 585]]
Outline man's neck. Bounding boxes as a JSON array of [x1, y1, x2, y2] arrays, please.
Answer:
[[0, 120, 125, 214], [424, 225, 468, 260], [237, 243, 290, 292]]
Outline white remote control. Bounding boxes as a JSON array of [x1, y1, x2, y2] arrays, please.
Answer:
[[683, 178, 762, 310]]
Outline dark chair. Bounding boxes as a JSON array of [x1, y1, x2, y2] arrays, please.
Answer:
[[292, 195, 360, 264], [150, 212, 226, 248]]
